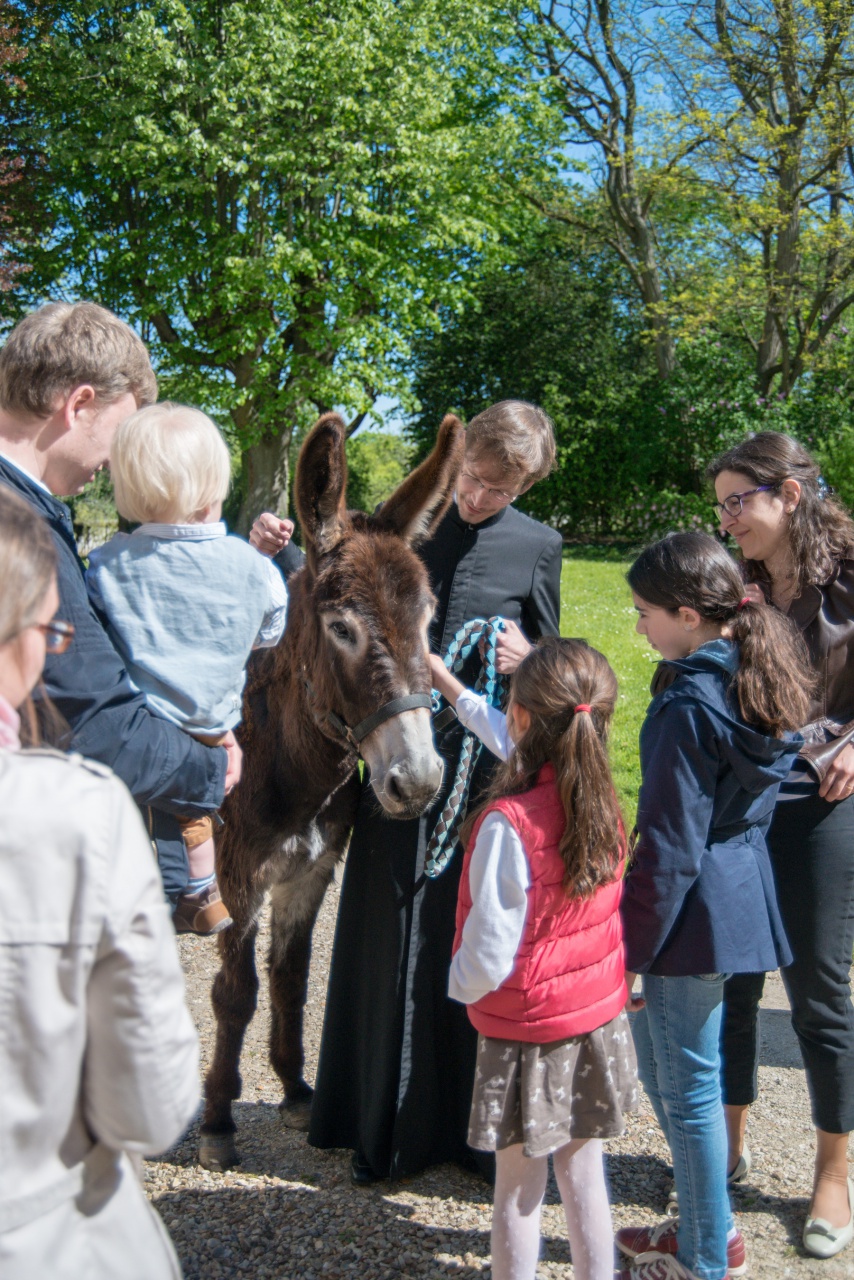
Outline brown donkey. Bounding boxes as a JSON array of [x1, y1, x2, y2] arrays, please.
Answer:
[[199, 410, 464, 1171]]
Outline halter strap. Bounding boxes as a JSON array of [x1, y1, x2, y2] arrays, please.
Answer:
[[304, 676, 431, 754], [349, 694, 432, 744]]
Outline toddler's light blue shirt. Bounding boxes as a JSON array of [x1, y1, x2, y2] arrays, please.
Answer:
[[86, 522, 288, 734]]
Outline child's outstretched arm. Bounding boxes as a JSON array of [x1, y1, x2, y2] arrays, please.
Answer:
[[428, 651, 467, 708], [428, 653, 514, 763]]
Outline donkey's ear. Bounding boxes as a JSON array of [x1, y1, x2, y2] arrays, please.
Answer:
[[373, 414, 465, 545], [294, 413, 350, 565]]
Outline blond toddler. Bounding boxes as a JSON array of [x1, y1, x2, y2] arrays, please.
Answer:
[[86, 403, 287, 934]]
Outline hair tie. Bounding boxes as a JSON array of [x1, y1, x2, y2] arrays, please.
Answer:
[[574, 703, 592, 714], [738, 597, 752, 610]]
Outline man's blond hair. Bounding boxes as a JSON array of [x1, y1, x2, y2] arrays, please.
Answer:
[[0, 301, 157, 417], [466, 400, 556, 485], [111, 402, 231, 525]]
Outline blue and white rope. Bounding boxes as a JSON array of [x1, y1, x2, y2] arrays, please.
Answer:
[[424, 616, 508, 878]]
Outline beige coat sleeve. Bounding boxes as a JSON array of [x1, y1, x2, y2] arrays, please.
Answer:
[[83, 777, 200, 1155]]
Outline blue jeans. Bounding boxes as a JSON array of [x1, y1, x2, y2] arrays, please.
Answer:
[[632, 974, 732, 1280]]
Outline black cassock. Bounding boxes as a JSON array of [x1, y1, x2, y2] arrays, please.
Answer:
[[308, 501, 562, 1179]]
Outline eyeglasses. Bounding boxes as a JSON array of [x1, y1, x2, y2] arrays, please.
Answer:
[[459, 468, 518, 504], [35, 619, 75, 654], [713, 484, 779, 519]]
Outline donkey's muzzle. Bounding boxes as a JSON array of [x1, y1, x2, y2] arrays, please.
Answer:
[[361, 706, 443, 817], [381, 755, 444, 816]]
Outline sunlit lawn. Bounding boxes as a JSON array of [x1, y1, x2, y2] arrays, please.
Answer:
[[559, 552, 658, 819]]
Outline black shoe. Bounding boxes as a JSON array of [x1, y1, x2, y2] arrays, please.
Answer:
[[350, 1152, 380, 1186]]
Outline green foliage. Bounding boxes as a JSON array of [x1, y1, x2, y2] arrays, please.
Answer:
[[409, 241, 854, 535], [6, 0, 561, 519], [408, 238, 669, 538], [344, 431, 413, 515], [67, 469, 119, 555], [517, 0, 854, 396]]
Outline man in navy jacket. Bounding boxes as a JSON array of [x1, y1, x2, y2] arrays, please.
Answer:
[[0, 302, 240, 904]]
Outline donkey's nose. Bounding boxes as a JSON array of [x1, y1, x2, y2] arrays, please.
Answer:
[[383, 754, 444, 814]]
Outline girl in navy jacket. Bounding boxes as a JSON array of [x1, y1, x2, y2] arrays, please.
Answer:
[[617, 532, 811, 1280]]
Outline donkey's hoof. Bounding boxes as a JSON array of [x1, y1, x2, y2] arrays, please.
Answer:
[[199, 1131, 240, 1172], [279, 1082, 313, 1130]]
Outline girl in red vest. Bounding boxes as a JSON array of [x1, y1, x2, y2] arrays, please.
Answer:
[[430, 637, 636, 1280]]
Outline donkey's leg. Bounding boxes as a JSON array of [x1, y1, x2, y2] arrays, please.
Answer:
[[268, 844, 342, 1129], [199, 906, 263, 1171]]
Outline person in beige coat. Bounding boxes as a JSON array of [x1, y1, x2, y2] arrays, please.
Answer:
[[0, 485, 201, 1278]]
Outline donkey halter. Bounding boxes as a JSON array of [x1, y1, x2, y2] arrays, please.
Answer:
[[303, 675, 432, 754], [302, 613, 506, 872]]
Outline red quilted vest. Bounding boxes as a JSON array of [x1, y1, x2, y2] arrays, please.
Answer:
[[453, 763, 627, 1042]]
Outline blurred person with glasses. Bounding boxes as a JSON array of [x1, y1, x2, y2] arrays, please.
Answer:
[[0, 486, 199, 1280]]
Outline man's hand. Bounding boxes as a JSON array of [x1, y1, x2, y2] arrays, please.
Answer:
[[819, 741, 854, 802], [222, 730, 243, 794], [625, 971, 645, 1012], [494, 619, 534, 674], [249, 513, 294, 558]]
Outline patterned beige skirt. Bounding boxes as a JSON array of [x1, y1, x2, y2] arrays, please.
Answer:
[[467, 1010, 638, 1158]]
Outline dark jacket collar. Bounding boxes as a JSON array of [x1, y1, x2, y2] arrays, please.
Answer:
[[0, 455, 78, 552], [787, 560, 842, 631], [661, 638, 739, 679]]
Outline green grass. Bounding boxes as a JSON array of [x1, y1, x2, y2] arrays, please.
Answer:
[[558, 553, 658, 817]]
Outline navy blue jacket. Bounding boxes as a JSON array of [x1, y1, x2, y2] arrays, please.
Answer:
[[622, 640, 799, 976], [0, 457, 226, 900]]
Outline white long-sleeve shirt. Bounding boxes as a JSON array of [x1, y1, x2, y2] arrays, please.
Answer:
[[448, 690, 530, 1005], [456, 688, 515, 763]]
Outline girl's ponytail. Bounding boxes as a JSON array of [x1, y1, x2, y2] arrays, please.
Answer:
[[553, 697, 626, 897], [730, 600, 813, 735], [462, 638, 625, 899], [628, 532, 815, 737]]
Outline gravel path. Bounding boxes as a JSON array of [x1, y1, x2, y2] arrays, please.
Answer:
[[145, 864, 854, 1279]]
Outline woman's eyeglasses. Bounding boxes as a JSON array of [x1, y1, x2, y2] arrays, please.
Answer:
[[35, 619, 75, 654], [712, 484, 779, 518]]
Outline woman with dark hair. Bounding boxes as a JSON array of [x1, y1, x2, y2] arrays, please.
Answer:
[[708, 431, 854, 1259]]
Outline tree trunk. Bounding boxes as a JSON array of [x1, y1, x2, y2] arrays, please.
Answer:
[[237, 429, 293, 535], [605, 164, 677, 381], [757, 153, 801, 398]]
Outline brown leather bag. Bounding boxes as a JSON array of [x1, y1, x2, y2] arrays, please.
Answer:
[[799, 718, 854, 782]]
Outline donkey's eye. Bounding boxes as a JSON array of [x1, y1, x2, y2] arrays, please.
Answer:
[[329, 620, 354, 643]]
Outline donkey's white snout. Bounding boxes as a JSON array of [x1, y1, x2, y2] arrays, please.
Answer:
[[383, 754, 444, 812], [361, 707, 443, 817]]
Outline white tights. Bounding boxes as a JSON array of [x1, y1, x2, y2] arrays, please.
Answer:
[[491, 1139, 614, 1280]]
